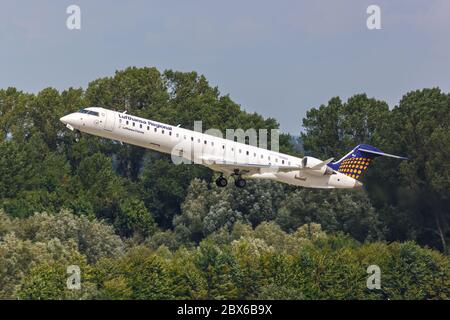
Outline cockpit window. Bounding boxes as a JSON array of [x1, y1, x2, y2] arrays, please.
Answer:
[[79, 109, 99, 116]]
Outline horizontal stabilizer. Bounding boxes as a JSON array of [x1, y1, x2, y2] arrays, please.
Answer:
[[358, 148, 408, 160]]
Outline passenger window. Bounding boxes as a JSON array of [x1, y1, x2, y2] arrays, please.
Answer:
[[204, 140, 207, 145], [169, 131, 172, 136], [222, 145, 225, 149], [154, 128, 157, 132], [126, 121, 129, 125], [162, 130, 165, 134], [282, 160, 285, 164], [132, 122, 135, 127], [147, 126, 149, 130], [140, 124, 142, 128]]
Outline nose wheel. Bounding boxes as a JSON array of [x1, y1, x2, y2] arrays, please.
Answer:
[[74, 130, 81, 143]]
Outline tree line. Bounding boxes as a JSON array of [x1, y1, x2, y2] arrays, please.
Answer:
[[1, 210, 448, 299], [0, 66, 449, 299]]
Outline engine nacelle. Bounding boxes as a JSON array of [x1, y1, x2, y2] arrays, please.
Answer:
[[301, 156, 334, 176], [308, 165, 334, 176]]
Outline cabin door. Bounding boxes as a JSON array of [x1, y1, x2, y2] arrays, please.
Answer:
[[104, 111, 115, 131]]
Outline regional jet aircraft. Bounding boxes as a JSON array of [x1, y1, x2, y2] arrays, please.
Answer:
[[60, 107, 407, 189]]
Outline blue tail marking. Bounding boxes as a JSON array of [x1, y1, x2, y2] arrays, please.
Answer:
[[328, 144, 407, 180]]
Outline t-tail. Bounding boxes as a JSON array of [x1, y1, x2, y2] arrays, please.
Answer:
[[327, 144, 407, 180]]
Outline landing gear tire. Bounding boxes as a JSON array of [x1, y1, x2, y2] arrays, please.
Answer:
[[234, 178, 246, 188], [74, 130, 81, 143], [216, 177, 228, 188]]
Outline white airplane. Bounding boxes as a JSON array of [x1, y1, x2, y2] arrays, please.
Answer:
[[60, 107, 407, 189]]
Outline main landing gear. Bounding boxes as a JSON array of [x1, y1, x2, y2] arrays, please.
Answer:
[[215, 171, 247, 188], [232, 169, 246, 188], [234, 177, 246, 188], [215, 175, 228, 188]]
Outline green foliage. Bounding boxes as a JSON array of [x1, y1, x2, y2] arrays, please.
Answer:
[[0, 232, 84, 299], [276, 189, 385, 241], [146, 230, 187, 251], [96, 275, 133, 300], [0, 210, 124, 262], [301, 94, 389, 159], [14, 210, 124, 263], [139, 157, 211, 229], [382, 88, 450, 252], [115, 198, 157, 239], [94, 246, 176, 299], [19, 254, 97, 300], [174, 178, 289, 242], [0, 67, 449, 299], [1, 209, 449, 299], [301, 89, 450, 252], [0, 210, 121, 299], [195, 240, 240, 299]]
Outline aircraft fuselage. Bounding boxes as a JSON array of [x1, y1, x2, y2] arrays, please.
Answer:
[[60, 107, 361, 189]]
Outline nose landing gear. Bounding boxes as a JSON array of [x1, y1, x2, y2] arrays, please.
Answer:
[[74, 130, 81, 143]]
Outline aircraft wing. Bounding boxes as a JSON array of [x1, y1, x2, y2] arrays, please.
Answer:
[[200, 156, 302, 175]]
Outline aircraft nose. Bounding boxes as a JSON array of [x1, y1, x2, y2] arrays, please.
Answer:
[[60, 115, 70, 124]]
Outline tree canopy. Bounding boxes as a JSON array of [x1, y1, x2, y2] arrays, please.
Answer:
[[0, 67, 449, 299]]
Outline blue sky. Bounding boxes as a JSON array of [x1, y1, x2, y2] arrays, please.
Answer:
[[1, 0, 450, 134]]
